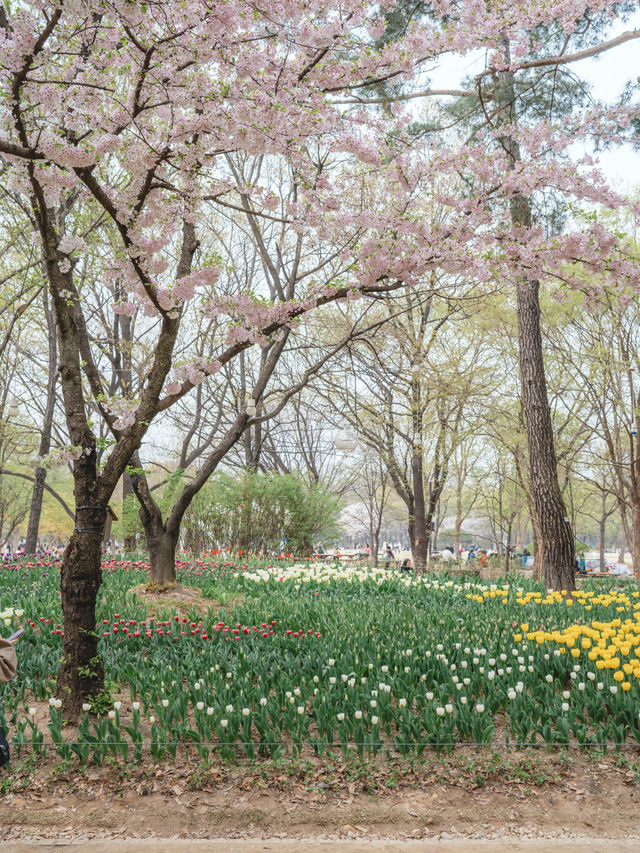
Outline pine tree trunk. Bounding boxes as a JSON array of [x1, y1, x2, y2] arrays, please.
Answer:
[[495, 36, 575, 591], [516, 279, 574, 590]]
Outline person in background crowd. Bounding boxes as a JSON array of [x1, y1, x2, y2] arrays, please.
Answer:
[[384, 542, 394, 568]]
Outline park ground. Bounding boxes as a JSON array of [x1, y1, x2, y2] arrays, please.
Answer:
[[2, 747, 640, 848]]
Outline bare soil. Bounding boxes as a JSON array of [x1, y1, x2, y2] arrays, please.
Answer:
[[124, 584, 243, 619], [2, 747, 640, 845]]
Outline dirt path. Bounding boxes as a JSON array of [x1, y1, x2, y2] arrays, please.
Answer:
[[1, 783, 638, 849], [3, 839, 640, 852], [3, 748, 639, 849]]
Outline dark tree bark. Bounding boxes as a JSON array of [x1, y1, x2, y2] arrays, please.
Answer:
[[516, 280, 574, 589], [57, 503, 106, 715]]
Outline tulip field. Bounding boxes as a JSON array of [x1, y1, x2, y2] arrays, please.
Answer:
[[2, 555, 640, 766]]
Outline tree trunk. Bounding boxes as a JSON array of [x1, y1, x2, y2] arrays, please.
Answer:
[[122, 469, 137, 551], [407, 510, 416, 563], [631, 501, 640, 580], [411, 450, 428, 571], [56, 483, 106, 719], [599, 491, 607, 573], [147, 526, 179, 586], [25, 467, 47, 555], [115, 302, 138, 554], [128, 450, 178, 584], [454, 518, 462, 563], [432, 499, 440, 552], [138, 501, 178, 585], [495, 36, 575, 591], [56, 529, 105, 719], [517, 279, 575, 590], [25, 289, 57, 554], [504, 518, 512, 577], [619, 499, 631, 550]]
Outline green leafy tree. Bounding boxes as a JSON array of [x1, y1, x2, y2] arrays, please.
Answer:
[[182, 469, 341, 556]]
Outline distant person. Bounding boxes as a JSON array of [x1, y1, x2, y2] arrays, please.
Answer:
[[384, 543, 394, 568], [522, 548, 530, 569]]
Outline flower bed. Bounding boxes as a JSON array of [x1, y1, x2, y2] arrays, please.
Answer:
[[1, 556, 640, 764]]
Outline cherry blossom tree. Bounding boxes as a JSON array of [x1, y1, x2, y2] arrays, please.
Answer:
[[0, 0, 447, 714]]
